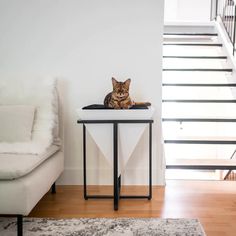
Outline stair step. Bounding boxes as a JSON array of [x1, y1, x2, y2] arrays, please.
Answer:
[[164, 46, 225, 56], [166, 169, 220, 180], [162, 99, 236, 103], [163, 122, 236, 139], [163, 71, 233, 84], [164, 144, 235, 160], [164, 140, 236, 144], [163, 69, 233, 72], [163, 56, 227, 59], [163, 58, 228, 69], [162, 83, 236, 87], [163, 87, 236, 99], [164, 39, 218, 44], [163, 43, 222, 47], [163, 103, 236, 118], [166, 159, 236, 170], [163, 33, 218, 36], [162, 118, 236, 122]]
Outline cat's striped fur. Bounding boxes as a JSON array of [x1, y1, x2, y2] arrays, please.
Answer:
[[104, 78, 151, 109]]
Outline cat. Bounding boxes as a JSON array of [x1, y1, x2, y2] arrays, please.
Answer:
[[104, 77, 151, 109]]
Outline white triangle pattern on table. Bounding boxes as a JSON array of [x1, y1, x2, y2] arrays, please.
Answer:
[[85, 124, 113, 165], [85, 123, 148, 175]]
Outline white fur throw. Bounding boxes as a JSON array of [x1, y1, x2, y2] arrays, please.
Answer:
[[0, 76, 58, 154]]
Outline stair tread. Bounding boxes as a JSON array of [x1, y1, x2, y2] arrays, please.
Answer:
[[164, 45, 225, 56], [163, 43, 222, 46], [163, 106, 236, 118], [163, 59, 227, 69], [162, 83, 236, 86], [162, 118, 236, 122], [166, 159, 236, 168], [163, 56, 227, 59], [163, 86, 236, 99], [163, 69, 233, 71], [164, 140, 236, 144], [162, 99, 236, 103], [163, 33, 218, 36]]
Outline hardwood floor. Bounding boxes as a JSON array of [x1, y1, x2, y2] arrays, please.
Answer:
[[29, 180, 236, 236]]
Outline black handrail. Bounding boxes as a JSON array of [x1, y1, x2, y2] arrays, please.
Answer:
[[215, 0, 236, 55]]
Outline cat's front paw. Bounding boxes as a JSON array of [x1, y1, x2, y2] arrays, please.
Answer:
[[113, 104, 121, 109], [122, 104, 132, 109]]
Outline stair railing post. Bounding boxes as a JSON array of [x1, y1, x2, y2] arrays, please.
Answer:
[[215, 0, 219, 20], [232, 4, 236, 55]]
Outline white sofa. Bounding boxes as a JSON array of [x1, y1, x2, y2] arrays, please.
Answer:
[[0, 77, 64, 236]]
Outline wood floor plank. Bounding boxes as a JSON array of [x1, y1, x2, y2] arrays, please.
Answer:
[[29, 180, 236, 236]]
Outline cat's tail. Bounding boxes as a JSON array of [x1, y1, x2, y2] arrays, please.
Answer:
[[134, 102, 151, 106]]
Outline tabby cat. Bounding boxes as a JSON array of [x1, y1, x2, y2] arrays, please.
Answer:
[[104, 77, 151, 109]]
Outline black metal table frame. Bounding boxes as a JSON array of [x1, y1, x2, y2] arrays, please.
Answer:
[[77, 119, 153, 210]]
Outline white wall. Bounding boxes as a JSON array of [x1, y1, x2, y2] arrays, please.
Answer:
[[165, 0, 212, 23], [0, 0, 165, 185]]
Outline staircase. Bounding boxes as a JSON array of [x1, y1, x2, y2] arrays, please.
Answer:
[[162, 31, 236, 180]]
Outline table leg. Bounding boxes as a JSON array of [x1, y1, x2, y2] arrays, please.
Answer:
[[118, 175, 121, 195], [149, 122, 152, 200], [83, 124, 88, 200], [113, 123, 119, 210]]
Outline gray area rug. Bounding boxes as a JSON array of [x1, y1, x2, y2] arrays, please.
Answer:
[[0, 217, 206, 236]]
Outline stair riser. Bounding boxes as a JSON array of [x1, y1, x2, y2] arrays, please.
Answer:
[[163, 72, 233, 84], [163, 87, 236, 99], [164, 144, 235, 160], [163, 58, 228, 69], [164, 46, 225, 56], [163, 122, 236, 138], [163, 103, 236, 117], [164, 38, 218, 43]]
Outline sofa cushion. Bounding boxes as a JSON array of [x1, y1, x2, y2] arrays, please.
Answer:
[[0, 145, 60, 180], [0, 77, 60, 154], [0, 105, 35, 142]]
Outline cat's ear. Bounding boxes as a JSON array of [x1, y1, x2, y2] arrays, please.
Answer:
[[124, 78, 131, 88], [112, 77, 118, 87]]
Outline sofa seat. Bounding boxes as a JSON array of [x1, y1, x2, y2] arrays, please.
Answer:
[[0, 150, 63, 215], [0, 145, 60, 180]]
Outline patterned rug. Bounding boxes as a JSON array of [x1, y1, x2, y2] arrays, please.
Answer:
[[0, 217, 206, 236]]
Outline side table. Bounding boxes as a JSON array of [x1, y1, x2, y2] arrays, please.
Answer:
[[77, 119, 153, 211]]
